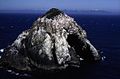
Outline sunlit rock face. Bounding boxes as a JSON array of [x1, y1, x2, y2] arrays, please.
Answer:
[[0, 8, 101, 71]]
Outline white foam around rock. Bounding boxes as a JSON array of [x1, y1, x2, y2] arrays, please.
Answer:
[[0, 49, 4, 53], [15, 73, 19, 75], [80, 58, 84, 61], [102, 56, 106, 60], [7, 70, 12, 73]]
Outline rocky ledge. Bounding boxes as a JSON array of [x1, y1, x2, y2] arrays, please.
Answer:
[[0, 8, 101, 71]]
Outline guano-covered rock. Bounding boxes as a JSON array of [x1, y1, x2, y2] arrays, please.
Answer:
[[0, 8, 101, 71]]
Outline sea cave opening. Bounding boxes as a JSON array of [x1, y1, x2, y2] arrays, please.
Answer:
[[67, 34, 84, 57], [67, 34, 94, 62]]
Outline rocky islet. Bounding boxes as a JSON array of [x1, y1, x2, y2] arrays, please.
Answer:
[[0, 8, 101, 71]]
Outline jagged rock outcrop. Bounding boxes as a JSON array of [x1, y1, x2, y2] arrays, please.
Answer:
[[0, 8, 100, 71]]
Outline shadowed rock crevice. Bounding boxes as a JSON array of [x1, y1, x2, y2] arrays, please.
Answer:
[[67, 34, 97, 62], [51, 39, 58, 65], [67, 34, 84, 55], [0, 8, 101, 71]]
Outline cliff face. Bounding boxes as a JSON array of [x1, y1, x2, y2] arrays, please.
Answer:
[[0, 8, 100, 71]]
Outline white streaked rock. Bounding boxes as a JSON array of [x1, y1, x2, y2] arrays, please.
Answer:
[[0, 8, 101, 71]]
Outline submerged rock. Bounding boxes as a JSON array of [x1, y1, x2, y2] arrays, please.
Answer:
[[0, 8, 101, 71]]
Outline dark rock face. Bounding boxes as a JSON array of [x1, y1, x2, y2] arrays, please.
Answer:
[[0, 8, 101, 71]]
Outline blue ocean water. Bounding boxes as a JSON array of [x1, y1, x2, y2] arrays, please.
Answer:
[[0, 13, 120, 79]]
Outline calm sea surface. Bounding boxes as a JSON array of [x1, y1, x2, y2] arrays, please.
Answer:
[[0, 13, 120, 79]]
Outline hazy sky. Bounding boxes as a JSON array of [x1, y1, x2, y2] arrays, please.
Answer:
[[0, 0, 120, 12]]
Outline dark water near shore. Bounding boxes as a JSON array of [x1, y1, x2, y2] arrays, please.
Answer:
[[0, 13, 120, 79]]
